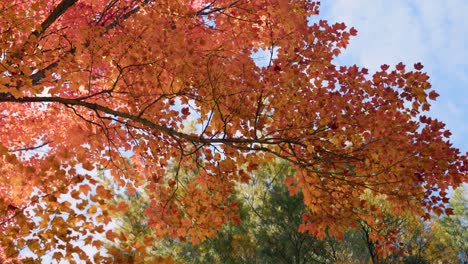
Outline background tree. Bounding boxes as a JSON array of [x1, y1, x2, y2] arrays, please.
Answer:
[[174, 160, 334, 263], [103, 160, 467, 264], [436, 185, 468, 263], [0, 0, 466, 261], [247, 162, 332, 263], [104, 160, 334, 263]]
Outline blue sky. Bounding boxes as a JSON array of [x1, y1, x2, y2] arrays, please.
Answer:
[[319, 0, 468, 153]]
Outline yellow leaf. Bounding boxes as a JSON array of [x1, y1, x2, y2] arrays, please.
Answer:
[[88, 205, 98, 215]]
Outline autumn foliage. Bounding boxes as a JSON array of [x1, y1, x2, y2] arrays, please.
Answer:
[[0, 0, 466, 262]]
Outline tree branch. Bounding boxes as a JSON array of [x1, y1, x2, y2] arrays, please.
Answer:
[[8, 141, 52, 153], [32, 0, 78, 38], [0, 96, 298, 148]]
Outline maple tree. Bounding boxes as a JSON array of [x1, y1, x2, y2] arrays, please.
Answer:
[[0, 0, 467, 262]]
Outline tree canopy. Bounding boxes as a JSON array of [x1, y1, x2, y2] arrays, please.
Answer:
[[0, 0, 466, 262]]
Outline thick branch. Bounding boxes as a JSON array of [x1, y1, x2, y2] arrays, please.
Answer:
[[32, 0, 78, 38], [0, 96, 294, 147], [27, 1, 146, 86], [30, 61, 59, 85]]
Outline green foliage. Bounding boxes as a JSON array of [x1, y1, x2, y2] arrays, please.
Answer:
[[158, 160, 334, 263], [103, 162, 467, 264], [440, 185, 468, 263], [403, 255, 430, 264]]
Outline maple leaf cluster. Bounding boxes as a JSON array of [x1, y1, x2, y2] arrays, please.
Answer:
[[0, 0, 466, 262]]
